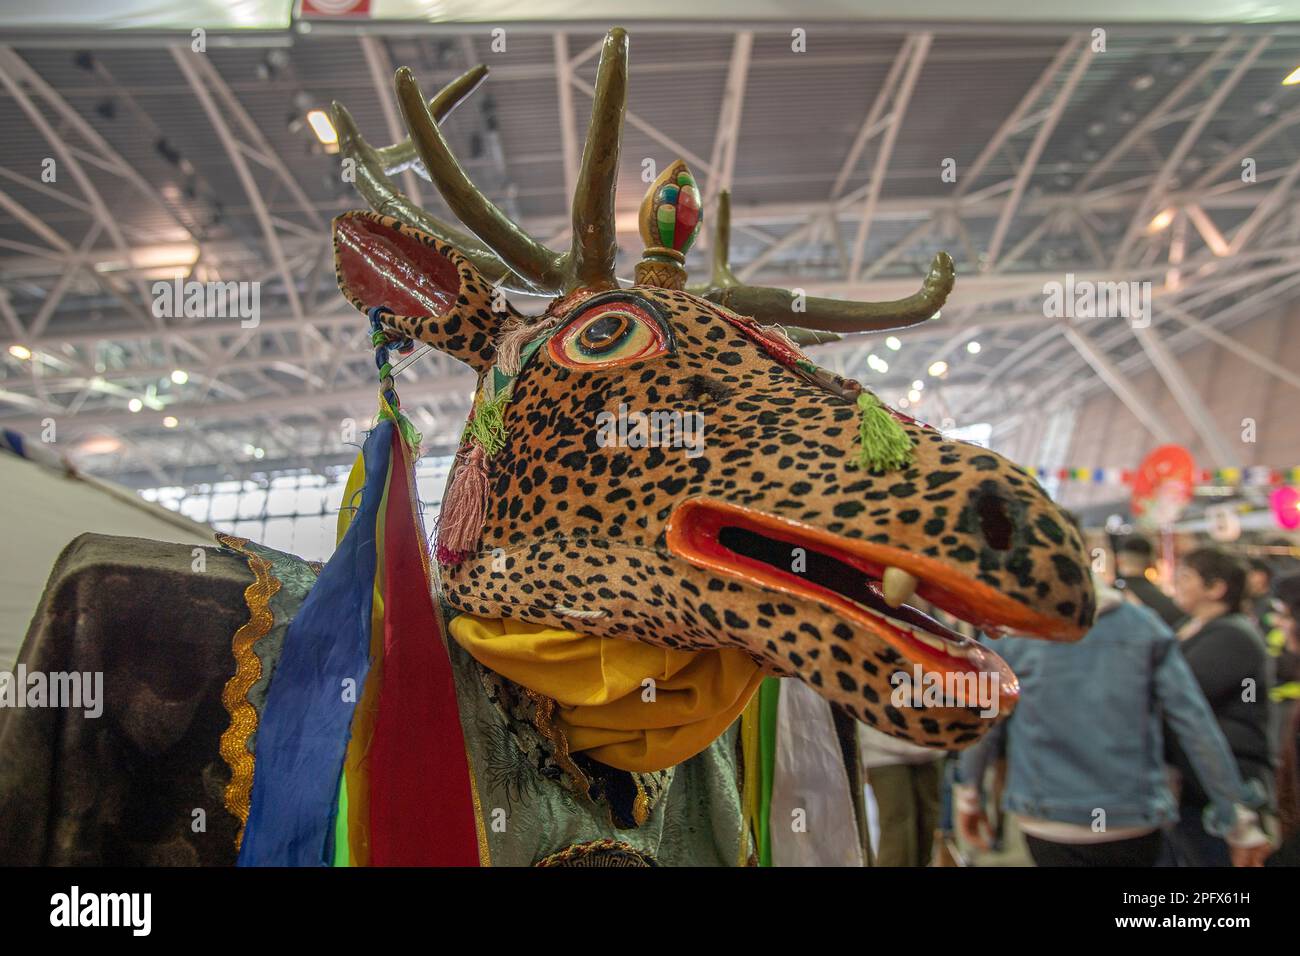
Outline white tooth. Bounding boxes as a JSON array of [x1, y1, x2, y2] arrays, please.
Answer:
[[882, 566, 920, 608]]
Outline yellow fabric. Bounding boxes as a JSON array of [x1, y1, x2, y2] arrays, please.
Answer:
[[449, 613, 763, 772]]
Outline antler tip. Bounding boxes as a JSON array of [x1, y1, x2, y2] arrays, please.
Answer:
[[931, 250, 955, 275], [394, 65, 419, 91], [925, 251, 956, 303]]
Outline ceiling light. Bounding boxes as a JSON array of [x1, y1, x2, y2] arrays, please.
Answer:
[[93, 241, 200, 278], [907, 389, 922, 403], [885, 336, 902, 351], [911, 379, 924, 391], [307, 109, 339, 150], [8, 345, 31, 361], [78, 436, 122, 456], [170, 369, 189, 385], [927, 360, 948, 377], [1283, 66, 1300, 86], [966, 340, 981, 354], [128, 398, 143, 413], [163, 416, 179, 428], [1147, 208, 1175, 233], [898, 397, 910, 409]]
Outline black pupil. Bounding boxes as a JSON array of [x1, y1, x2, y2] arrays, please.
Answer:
[[580, 313, 630, 352]]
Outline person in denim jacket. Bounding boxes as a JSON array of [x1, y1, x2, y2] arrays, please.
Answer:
[[955, 573, 1270, 867]]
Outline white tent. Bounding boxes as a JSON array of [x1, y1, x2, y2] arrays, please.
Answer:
[[0, 439, 214, 668]]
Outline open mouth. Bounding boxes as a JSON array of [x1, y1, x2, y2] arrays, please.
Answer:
[[665, 498, 1078, 690]]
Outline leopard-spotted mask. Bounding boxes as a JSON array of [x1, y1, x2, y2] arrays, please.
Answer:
[[331, 28, 1094, 752]]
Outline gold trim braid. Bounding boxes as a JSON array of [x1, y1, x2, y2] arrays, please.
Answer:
[[524, 688, 591, 795], [216, 533, 281, 848]]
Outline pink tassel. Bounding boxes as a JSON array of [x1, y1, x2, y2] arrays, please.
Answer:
[[436, 443, 489, 563]]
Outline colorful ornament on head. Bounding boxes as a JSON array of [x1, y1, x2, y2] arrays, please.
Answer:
[[635, 159, 702, 289]]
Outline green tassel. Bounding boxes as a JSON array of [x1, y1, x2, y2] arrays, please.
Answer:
[[394, 411, 423, 454], [852, 391, 913, 472], [465, 389, 509, 457], [377, 393, 423, 453]]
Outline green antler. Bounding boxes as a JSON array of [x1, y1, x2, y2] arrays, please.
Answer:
[[690, 189, 954, 334]]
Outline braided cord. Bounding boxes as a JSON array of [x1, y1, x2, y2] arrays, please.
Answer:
[[367, 306, 422, 451]]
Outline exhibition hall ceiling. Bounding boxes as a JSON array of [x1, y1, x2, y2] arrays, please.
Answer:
[[0, 15, 1297, 488], [2, 2, 1298, 31]]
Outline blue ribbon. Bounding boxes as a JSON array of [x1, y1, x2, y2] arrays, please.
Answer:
[[237, 418, 395, 866]]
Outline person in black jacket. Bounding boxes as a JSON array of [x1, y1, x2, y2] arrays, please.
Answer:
[[1165, 546, 1274, 866], [1115, 536, 1187, 630], [1267, 573, 1300, 865]]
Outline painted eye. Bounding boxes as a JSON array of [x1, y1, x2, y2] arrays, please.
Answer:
[[550, 297, 670, 369]]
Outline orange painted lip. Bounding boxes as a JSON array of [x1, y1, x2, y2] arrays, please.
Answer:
[[665, 498, 1085, 654]]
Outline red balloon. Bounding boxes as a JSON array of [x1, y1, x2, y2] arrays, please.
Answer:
[[1131, 445, 1196, 520]]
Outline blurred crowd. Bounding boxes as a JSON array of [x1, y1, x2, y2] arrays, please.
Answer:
[[859, 524, 1300, 867]]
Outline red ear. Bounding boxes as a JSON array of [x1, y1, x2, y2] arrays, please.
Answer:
[[333, 211, 517, 370]]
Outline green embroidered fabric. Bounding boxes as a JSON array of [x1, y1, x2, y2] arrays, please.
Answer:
[[449, 637, 749, 865]]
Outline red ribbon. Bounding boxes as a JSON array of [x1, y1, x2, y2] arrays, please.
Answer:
[[369, 429, 480, 865]]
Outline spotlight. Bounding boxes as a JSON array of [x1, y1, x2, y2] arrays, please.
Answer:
[[927, 360, 948, 377], [163, 416, 179, 428], [1147, 208, 1175, 233], [306, 109, 339, 151], [966, 341, 981, 354], [170, 369, 189, 385], [128, 398, 143, 413], [8, 345, 31, 361], [885, 336, 902, 351]]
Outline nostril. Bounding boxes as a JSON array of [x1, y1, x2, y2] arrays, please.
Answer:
[[976, 493, 1014, 551]]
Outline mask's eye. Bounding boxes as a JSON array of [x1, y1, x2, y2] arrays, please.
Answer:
[[549, 297, 670, 369]]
